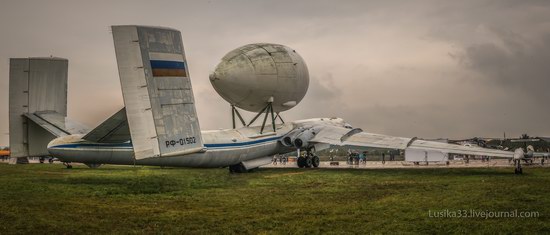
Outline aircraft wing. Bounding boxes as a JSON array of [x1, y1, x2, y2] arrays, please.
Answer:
[[531, 152, 550, 158], [310, 125, 514, 158]]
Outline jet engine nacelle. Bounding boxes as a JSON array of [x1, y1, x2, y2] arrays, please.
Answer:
[[281, 126, 318, 149], [281, 127, 305, 147], [293, 128, 318, 149]]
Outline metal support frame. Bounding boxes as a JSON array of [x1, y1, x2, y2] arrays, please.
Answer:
[[247, 105, 268, 127], [270, 105, 276, 132], [275, 112, 285, 124], [229, 102, 283, 134], [260, 104, 270, 134], [231, 105, 246, 129]]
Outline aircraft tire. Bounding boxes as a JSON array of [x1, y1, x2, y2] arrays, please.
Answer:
[[312, 156, 320, 168], [297, 157, 306, 168], [305, 157, 313, 168]]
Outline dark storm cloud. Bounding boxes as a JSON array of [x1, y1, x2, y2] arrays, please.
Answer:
[[456, 30, 550, 103], [1, 0, 550, 145]]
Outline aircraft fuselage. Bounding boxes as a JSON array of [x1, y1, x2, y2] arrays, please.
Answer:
[[47, 123, 297, 168]]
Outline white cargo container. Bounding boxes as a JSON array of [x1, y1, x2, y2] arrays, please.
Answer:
[[405, 148, 448, 163]]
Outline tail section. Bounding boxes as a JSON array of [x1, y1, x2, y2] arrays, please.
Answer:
[[111, 25, 204, 160], [8, 57, 72, 161]]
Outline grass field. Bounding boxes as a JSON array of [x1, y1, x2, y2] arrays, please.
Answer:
[[0, 164, 549, 234]]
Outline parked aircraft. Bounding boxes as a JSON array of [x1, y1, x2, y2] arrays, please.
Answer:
[[40, 25, 526, 173]]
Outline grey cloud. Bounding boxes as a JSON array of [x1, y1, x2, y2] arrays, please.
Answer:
[[454, 28, 550, 104], [285, 73, 346, 120], [1, 0, 550, 146]]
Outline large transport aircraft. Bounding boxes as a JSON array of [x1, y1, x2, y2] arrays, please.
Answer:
[[41, 25, 527, 173]]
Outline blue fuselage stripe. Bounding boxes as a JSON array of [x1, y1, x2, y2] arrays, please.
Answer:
[[50, 136, 281, 150], [204, 136, 279, 148]]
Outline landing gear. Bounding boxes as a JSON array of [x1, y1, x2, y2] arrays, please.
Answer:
[[297, 150, 319, 168], [63, 162, 73, 169], [229, 163, 248, 173], [297, 156, 307, 168], [39, 157, 45, 164], [311, 155, 320, 168], [514, 159, 523, 174]]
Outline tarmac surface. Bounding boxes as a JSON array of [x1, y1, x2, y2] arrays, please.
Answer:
[[2, 157, 549, 170], [261, 159, 550, 169]]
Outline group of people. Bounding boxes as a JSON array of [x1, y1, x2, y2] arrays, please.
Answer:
[[272, 155, 289, 165], [346, 151, 397, 165], [346, 151, 368, 165]]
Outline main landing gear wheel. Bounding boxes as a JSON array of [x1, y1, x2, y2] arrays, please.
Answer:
[[297, 151, 319, 168], [305, 156, 313, 168], [311, 155, 320, 168], [229, 163, 248, 173], [297, 156, 307, 168]]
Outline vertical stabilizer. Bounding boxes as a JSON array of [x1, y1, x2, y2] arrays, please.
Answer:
[[112, 25, 204, 160], [9, 57, 68, 163]]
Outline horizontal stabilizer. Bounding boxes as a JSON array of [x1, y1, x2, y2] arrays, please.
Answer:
[[24, 111, 88, 137], [83, 108, 130, 143], [24, 112, 69, 137]]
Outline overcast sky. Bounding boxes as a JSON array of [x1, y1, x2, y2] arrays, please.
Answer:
[[1, 0, 549, 146]]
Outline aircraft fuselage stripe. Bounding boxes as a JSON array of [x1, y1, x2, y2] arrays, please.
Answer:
[[49, 136, 281, 150]]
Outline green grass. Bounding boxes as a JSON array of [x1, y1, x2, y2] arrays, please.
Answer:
[[0, 164, 549, 234]]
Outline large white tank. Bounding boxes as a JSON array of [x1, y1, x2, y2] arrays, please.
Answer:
[[209, 43, 309, 113]]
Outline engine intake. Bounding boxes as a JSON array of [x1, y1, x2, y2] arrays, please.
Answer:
[[280, 127, 318, 149], [280, 128, 305, 147], [293, 128, 317, 149]]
